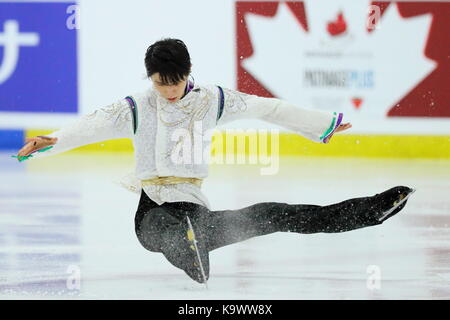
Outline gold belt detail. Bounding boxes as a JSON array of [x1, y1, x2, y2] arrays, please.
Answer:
[[141, 176, 203, 187]]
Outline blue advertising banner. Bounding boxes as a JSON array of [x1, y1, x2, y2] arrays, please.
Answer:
[[0, 2, 78, 113]]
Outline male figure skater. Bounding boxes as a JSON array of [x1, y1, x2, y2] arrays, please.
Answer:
[[16, 38, 414, 284]]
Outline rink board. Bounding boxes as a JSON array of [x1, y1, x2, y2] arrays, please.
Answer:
[[14, 129, 450, 159]]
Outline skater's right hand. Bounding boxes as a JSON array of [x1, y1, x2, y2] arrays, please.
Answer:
[[17, 136, 58, 158]]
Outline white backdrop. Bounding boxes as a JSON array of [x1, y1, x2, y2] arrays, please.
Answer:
[[0, 0, 449, 134]]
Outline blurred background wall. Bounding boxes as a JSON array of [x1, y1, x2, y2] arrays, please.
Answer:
[[1, 0, 449, 158]]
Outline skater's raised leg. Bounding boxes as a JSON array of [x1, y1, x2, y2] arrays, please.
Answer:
[[200, 186, 414, 251], [134, 186, 414, 282]]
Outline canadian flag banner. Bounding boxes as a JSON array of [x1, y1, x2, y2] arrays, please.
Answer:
[[236, 1, 450, 119]]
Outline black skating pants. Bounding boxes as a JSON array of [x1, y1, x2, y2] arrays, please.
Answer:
[[134, 186, 409, 256]]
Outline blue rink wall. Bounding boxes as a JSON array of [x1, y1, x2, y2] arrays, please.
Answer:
[[0, 129, 24, 151]]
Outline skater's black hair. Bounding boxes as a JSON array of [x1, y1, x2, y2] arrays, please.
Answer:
[[145, 38, 191, 85]]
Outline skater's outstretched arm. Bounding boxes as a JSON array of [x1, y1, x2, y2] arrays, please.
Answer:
[[15, 98, 135, 160], [216, 87, 351, 143]]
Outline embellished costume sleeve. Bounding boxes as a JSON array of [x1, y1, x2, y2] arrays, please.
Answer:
[[32, 98, 134, 158], [216, 87, 343, 144]]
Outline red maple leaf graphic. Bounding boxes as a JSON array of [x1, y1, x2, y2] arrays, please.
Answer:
[[237, 1, 450, 117], [327, 11, 347, 36]]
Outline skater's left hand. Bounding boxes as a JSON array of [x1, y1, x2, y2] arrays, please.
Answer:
[[335, 122, 352, 133], [323, 122, 352, 143]]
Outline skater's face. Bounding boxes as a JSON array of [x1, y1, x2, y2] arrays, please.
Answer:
[[151, 73, 188, 103]]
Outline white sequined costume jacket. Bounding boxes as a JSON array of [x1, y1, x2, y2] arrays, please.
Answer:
[[31, 85, 342, 209]]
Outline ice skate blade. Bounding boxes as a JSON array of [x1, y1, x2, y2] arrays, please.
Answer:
[[186, 216, 208, 289], [378, 189, 416, 222]]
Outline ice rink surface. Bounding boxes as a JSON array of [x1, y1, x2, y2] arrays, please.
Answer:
[[0, 152, 449, 299]]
